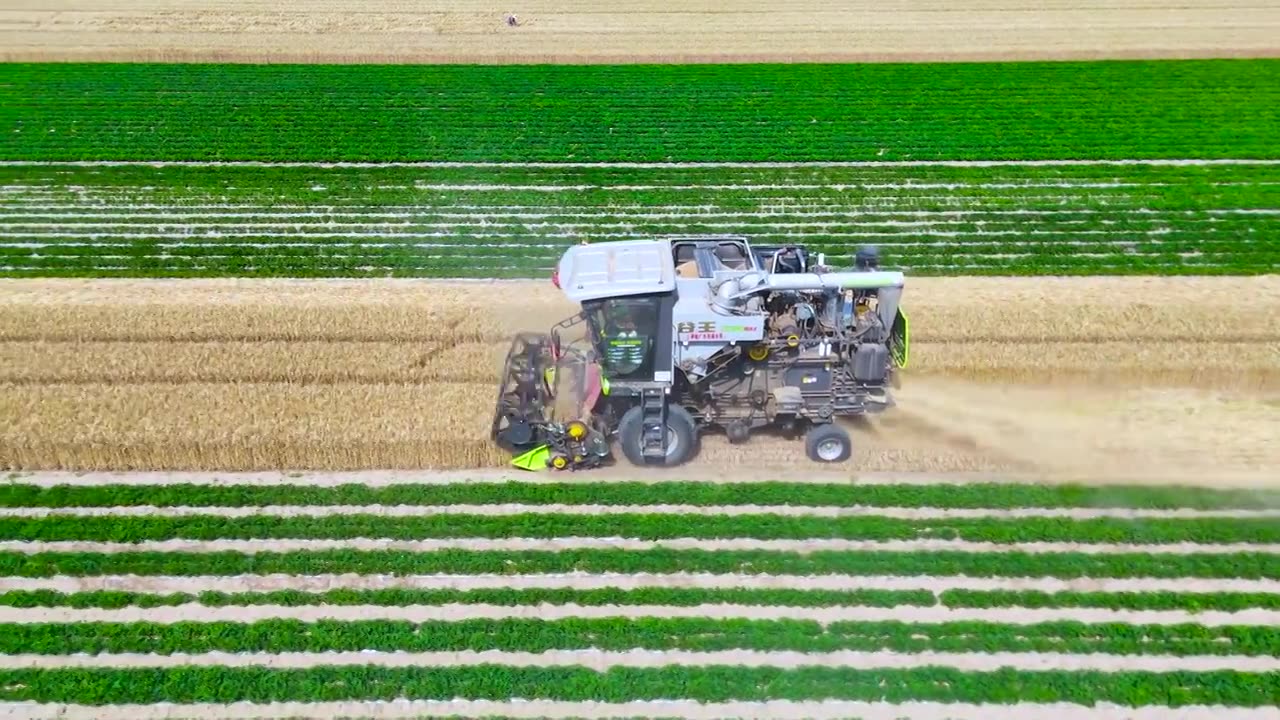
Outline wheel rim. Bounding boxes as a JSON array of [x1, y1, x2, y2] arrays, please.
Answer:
[[816, 438, 844, 461], [637, 426, 680, 458]]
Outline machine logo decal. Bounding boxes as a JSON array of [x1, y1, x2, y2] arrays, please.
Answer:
[[677, 321, 758, 336]]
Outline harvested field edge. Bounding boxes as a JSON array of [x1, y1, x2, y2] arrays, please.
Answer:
[[7, 480, 1280, 510], [5, 586, 1279, 615], [1, 548, 1276, 579], [0, 665, 1275, 706], [3, 513, 1277, 545], [3, 617, 1277, 659]]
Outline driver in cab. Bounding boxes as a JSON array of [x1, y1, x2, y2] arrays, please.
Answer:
[[603, 308, 645, 375]]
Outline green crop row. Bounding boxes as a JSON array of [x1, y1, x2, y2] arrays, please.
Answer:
[[5, 163, 1277, 212], [0, 665, 1274, 706], [3, 245, 1262, 263], [3, 161, 1275, 277], [5, 513, 1277, 544], [6, 480, 1279, 511], [9, 158, 1279, 186], [2, 548, 1275, 579], [5, 617, 1276, 657], [4, 586, 1279, 613], [0, 587, 931, 610], [4, 60, 1278, 162]]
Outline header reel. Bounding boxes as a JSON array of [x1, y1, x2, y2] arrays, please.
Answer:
[[489, 320, 613, 472]]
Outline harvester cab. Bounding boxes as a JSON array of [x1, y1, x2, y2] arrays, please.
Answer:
[[489, 235, 909, 472]]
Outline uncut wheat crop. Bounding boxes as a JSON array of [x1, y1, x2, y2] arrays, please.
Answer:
[[1, 472, 1279, 719]]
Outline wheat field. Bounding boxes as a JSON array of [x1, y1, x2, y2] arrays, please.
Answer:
[[0, 276, 1277, 479]]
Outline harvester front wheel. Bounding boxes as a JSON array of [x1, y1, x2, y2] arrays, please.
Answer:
[[616, 404, 697, 467], [805, 422, 852, 463]]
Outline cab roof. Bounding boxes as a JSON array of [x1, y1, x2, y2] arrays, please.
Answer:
[[554, 238, 677, 303]]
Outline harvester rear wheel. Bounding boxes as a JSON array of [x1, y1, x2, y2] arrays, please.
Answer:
[[616, 404, 698, 467]]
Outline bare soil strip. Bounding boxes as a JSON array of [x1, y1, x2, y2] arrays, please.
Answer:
[[6, 700, 1276, 720], [6, 537, 1272, 556], [6, 573, 1277, 595], [8, 469, 1278, 489], [2, 0, 1278, 65], [6, 504, 1275, 521], [6, 648, 1276, 673], [9, 602, 1279, 629]]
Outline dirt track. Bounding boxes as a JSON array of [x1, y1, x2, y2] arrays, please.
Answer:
[[2, 0, 1278, 63]]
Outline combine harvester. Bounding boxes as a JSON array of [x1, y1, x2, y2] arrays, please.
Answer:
[[490, 236, 908, 471]]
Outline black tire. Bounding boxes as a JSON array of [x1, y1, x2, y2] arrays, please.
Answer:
[[805, 422, 852, 463], [616, 404, 698, 467]]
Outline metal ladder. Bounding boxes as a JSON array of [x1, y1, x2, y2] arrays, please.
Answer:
[[639, 386, 668, 462]]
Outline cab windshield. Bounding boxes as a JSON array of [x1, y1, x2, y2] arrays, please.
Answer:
[[583, 295, 662, 380]]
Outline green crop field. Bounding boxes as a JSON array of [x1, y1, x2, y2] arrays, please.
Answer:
[[2, 472, 1279, 719], [1, 60, 1278, 277]]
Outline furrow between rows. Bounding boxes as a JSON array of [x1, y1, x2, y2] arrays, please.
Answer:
[[7, 573, 1278, 594], [4, 648, 1277, 673], [8, 602, 1280, 628]]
